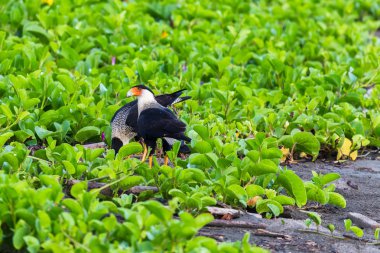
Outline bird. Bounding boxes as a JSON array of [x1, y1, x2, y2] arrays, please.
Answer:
[[126, 85, 191, 167], [111, 87, 191, 157]]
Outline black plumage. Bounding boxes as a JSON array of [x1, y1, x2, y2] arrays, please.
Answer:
[[127, 85, 191, 167], [111, 89, 190, 154]]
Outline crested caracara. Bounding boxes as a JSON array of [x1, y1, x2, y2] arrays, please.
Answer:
[[127, 85, 191, 167], [111, 87, 190, 155]]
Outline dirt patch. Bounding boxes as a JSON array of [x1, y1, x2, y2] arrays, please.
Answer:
[[201, 154, 380, 252]]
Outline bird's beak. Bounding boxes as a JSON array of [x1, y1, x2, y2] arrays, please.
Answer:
[[127, 87, 141, 97]]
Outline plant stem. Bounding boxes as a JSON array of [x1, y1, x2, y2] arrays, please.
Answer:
[[62, 231, 91, 252]]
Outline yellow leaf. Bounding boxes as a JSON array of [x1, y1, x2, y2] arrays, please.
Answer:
[[349, 150, 358, 161], [337, 149, 343, 160], [161, 31, 168, 39], [340, 138, 352, 156], [280, 147, 290, 162], [300, 152, 308, 158], [41, 0, 54, 6]]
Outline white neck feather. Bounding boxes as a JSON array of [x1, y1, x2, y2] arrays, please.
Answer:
[[137, 89, 159, 115]]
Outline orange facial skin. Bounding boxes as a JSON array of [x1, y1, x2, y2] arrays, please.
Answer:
[[127, 87, 142, 97]]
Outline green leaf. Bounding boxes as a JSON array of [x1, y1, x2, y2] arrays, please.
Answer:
[[249, 159, 279, 176], [169, 189, 187, 200], [23, 236, 40, 253], [374, 228, 380, 240], [227, 184, 248, 207], [35, 126, 54, 140], [307, 188, 328, 204], [62, 199, 82, 214], [74, 126, 100, 143], [256, 199, 283, 215], [272, 195, 295, 205], [277, 170, 307, 207], [0, 132, 14, 147], [194, 213, 214, 228], [344, 219, 352, 231], [320, 173, 340, 185], [328, 224, 335, 234], [350, 226, 364, 238], [13, 220, 30, 249], [307, 212, 321, 226], [139, 201, 173, 221], [70, 181, 87, 199], [119, 175, 145, 189], [116, 142, 143, 159], [327, 192, 346, 208], [267, 203, 281, 217], [23, 21, 51, 43], [245, 185, 265, 198], [62, 160, 76, 175], [193, 125, 209, 140], [193, 140, 213, 154], [293, 132, 320, 160]]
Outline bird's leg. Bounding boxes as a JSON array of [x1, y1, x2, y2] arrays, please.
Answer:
[[164, 155, 169, 166], [141, 143, 148, 162], [149, 155, 153, 168]]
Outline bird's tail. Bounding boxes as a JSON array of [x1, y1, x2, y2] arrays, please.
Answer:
[[171, 95, 191, 105], [168, 89, 191, 105]]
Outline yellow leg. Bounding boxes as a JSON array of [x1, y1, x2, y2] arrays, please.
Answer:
[[164, 155, 169, 166], [141, 143, 148, 162], [149, 155, 153, 168]]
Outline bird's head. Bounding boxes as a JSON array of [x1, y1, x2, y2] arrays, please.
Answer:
[[127, 85, 154, 97]]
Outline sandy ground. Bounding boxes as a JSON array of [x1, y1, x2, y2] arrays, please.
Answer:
[[201, 153, 380, 252]]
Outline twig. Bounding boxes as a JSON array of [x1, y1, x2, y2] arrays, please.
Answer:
[[297, 229, 347, 240], [197, 231, 224, 242], [206, 219, 266, 229], [62, 231, 91, 252], [82, 142, 107, 149], [206, 207, 242, 218], [253, 229, 292, 240], [65, 179, 158, 197], [27, 155, 52, 164]]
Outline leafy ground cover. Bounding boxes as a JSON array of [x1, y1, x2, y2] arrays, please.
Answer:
[[0, 0, 380, 252]]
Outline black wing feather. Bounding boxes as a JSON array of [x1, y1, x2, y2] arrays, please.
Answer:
[[137, 108, 187, 139]]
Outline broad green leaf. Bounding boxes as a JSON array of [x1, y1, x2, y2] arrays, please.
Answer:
[[227, 184, 248, 207], [70, 181, 87, 199], [13, 220, 30, 249], [249, 159, 279, 176], [0, 132, 14, 147], [256, 199, 283, 214], [327, 192, 346, 208], [117, 142, 143, 159], [140, 201, 172, 221], [307, 212, 321, 226], [62, 160, 76, 175], [350, 226, 364, 238], [119, 175, 145, 189], [23, 236, 40, 253], [74, 126, 100, 143], [35, 126, 54, 140], [320, 173, 340, 185], [193, 140, 213, 154], [193, 125, 209, 140], [277, 170, 307, 207], [293, 132, 320, 160], [246, 185, 265, 198]]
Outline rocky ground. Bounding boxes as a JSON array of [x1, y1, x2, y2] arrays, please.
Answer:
[[200, 153, 380, 253]]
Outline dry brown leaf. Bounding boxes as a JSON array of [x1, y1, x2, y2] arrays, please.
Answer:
[[247, 196, 261, 207], [221, 213, 233, 220]]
